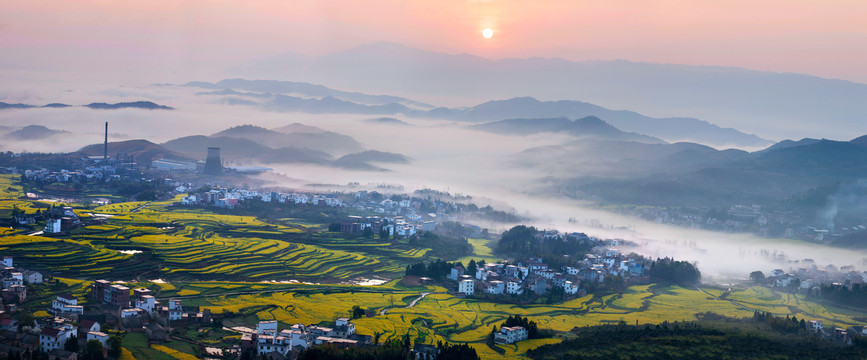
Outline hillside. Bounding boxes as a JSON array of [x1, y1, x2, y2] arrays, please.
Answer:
[[366, 117, 410, 126], [161, 135, 274, 160], [548, 137, 867, 208], [78, 140, 190, 163], [5, 125, 67, 140], [233, 42, 867, 140], [164, 127, 409, 170], [472, 116, 664, 143], [84, 101, 173, 110], [434, 97, 769, 148], [0, 102, 35, 109], [214, 124, 363, 155], [186, 78, 432, 107]]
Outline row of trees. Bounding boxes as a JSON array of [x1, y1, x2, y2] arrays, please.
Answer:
[[495, 225, 594, 261], [647, 257, 701, 285], [299, 334, 479, 360], [807, 283, 867, 308], [753, 310, 808, 334], [527, 318, 866, 360], [405, 259, 463, 281]]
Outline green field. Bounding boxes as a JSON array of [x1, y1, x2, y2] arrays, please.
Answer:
[[1, 192, 449, 281], [4, 174, 865, 360], [180, 282, 861, 360]]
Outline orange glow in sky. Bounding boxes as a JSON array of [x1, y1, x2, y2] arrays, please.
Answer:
[[1, 0, 866, 83]]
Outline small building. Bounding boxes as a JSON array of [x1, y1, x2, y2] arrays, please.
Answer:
[[24, 270, 43, 284], [564, 281, 579, 295], [506, 280, 523, 295], [448, 266, 465, 281], [485, 281, 505, 295], [52, 294, 83, 315], [135, 295, 155, 314], [45, 219, 62, 233], [494, 326, 528, 344], [334, 318, 355, 338], [87, 331, 109, 346], [458, 279, 474, 296], [413, 343, 439, 360], [40, 326, 77, 352], [146, 323, 167, 343], [78, 319, 100, 338], [0, 318, 18, 331], [48, 349, 78, 360]]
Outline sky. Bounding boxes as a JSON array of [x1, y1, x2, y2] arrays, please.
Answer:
[[2, 0, 867, 84]]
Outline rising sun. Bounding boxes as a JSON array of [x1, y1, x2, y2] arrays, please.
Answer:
[[482, 28, 494, 39]]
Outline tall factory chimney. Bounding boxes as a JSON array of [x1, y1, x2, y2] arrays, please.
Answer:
[[203, 147, 223, 175], [103, 122, 108, 162]]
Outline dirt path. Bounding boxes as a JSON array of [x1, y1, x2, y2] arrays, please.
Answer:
[[156, 286, 409, 301], [696, 286, 760, 312], [380, 292, 435, 315]]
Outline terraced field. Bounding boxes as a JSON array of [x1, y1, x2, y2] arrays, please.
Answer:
[[2, 192, 439, 281], [185, 283, 863, 360]]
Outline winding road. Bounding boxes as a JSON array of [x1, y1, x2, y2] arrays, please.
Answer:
[[379, 292, 434, 315]]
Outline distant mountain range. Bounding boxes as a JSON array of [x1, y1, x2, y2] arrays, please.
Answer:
[[471, 116, 664, 143], [366, 117, 410, 126], [160, 124, 408, 171], [532, 135, 867, 208], [230, 42, 867, 140], [186, 79, 432, 108], [78, 140, 190, 163], [212, 124, 363, 155], [0, 101, 173, 110], [85, 101, 173, 110], [4, 125, 67, 140], [183, 79, 769, 148], [432, 97, 771, 148]]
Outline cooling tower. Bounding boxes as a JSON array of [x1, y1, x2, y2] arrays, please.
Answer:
[[203, 147, 223, 175]]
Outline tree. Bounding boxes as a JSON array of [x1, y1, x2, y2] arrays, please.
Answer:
[[466, 259, 477, 276], [64, 335, 80, 352], [327, 223, 341, 232], [81, 340, 105, 360], [648, 258, 701, 285], [351, 305, 365, 319], [107, 335, 122, 358], [750, 271, 765, 283], [18, 313, 35, 332], [362, 226, 374, 238]]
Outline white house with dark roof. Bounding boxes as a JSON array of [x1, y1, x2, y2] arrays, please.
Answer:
[[458, 278, 475, 296], [506, 280, 523, 295], [40, 325, 76, 352], [52, 294, 83, 315], [494, 326, 528, 344]]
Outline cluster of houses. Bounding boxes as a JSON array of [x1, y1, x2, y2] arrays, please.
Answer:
[[89, 280, 210, 331], [1, 257, 41, 310], [339, 215, 436, 239], [239, 318, 371, 359], [11, 205, 83, 235], [180, 188, 347, 210], [179, 186, 444, 221], [34, 278, 210, 358], [803, 319, 867, 345], [179, 186, 446, 237], [21, 168, 122, 186], [449, 246, 649, 299], [0, 256, 110, 360], [763, 262, 867, 292]]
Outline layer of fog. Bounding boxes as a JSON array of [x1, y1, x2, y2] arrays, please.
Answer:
[[2, 83, 866, 282]]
